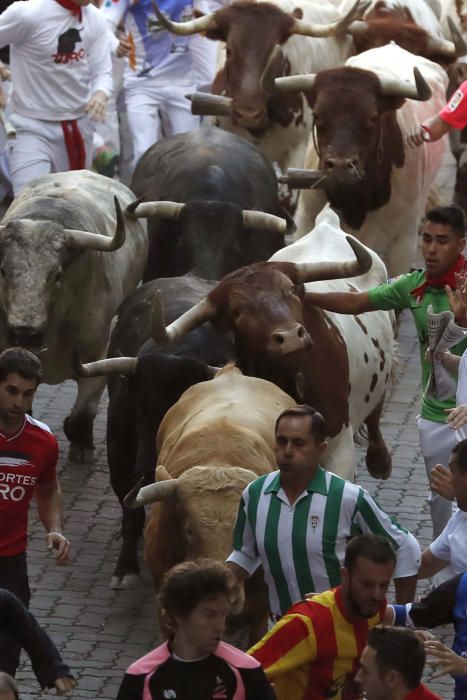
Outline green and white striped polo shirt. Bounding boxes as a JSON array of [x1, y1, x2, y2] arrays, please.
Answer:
[[227, 467, 420, 617]]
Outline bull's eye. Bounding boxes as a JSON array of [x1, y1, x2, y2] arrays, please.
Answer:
[[0, 267, 5, 279], [232, 308, 242, 320], [226, 46, 232, 58]]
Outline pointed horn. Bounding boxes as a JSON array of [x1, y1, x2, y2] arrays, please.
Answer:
[[426, 31, 461, 59], [123, 478, 178, 508], [242, 210, 288, 235], [378, 66, 432, 101], [294, 236, 372, 283], [150, 289, 217, 345], [126, 201, 185, 220], [291, 0, 363, 36], [77, 357, 138, 377], [125, 196, 145, 219], [272, 73, 317, 93], [151, 0, 217, 35], [448, 16, 467, 57], [345, 19, 369, 36], [186, 92, 233, 116], [64, 196, 126, 251], [260, 45, 286, 96], [278, 168, 326, 189]]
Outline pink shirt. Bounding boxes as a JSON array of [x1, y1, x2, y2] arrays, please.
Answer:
[[439, 80, 467, 129]]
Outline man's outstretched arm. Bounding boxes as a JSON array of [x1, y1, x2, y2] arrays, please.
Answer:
[[305, 291, 375, 315]]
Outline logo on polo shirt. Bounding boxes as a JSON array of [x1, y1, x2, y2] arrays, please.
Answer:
[[310, 514, 320, 532]]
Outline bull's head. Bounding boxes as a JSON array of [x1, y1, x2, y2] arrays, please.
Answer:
[[126, 198, 294, 278], [149, 236, 371, 379], [271, 60, 432, 227], [126, 465, 259, 565], [151, 0, 363, 131], [0, 197, 125, 350]]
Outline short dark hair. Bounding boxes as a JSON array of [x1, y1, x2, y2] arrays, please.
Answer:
[[275, 405, 327, 443], [344, 534, 396, 573], [0, 348, 42, 387], [160, 559, 236, 622], [367, 627, 425, 689], [425, 204, 466, 237], [0, 671, 19, 700], [451, 438, 467, 474]]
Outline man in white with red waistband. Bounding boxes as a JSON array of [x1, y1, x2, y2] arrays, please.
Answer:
[[0, 0, 113, 195]]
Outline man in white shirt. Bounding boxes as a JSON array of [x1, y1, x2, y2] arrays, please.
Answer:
[[418, 438, 467, 579], [100, 0, 219, 168], [0, 0, 113, 194]]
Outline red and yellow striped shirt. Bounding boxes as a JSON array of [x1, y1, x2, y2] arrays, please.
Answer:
[[249, 586, 385, 700]]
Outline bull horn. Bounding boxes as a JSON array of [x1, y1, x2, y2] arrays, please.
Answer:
[[242, 210, 288, 234], [291, 0, 363, 37], [272, 73, 317, 93], [278, 168, 326, 189], [64, 196, 126, 251], [378, 66, 432, 101], [186, 92, 233, 117], [151, 289, 217, 345], [151, 0, 217, 35], [294, 235, 372, 283], [260, 45, 286, 96], [448, 16, 467, 57], [125, 201, 185, 220], [123, 478, 178, 508], [77, 357, 138, 377]]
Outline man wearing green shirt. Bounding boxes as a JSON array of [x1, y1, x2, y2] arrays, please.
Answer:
[[305, 205, 467, 544]]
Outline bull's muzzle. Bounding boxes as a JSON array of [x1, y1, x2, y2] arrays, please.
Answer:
[[232, 106, 269, 130], [7, 325, 45, 350], [323, 154, 362, 183], [267, 324, 312, 355]]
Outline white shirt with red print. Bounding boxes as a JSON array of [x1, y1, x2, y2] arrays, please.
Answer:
[[0, 414, 58, 557], [0, 0, 113, 121]]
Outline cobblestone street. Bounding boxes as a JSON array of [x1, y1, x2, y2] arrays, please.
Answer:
[[16, 309, 456, 699]]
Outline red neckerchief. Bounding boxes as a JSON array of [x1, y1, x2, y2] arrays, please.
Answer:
[[53, 0, 82, 22], [61, 120, 86, 170], [410, 254, 466, 303]]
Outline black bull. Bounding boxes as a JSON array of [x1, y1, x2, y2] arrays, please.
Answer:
[[104, 275, 236, 589], [130, 126, 294, 281]]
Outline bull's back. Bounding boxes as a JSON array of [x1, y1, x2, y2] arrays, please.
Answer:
[[157, 367, 295, 471]]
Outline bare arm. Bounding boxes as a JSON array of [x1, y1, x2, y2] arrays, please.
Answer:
[[305, 291, 374, 315], [417, 548, 448, 579], [394, 575, 417, 603], [35, 479, 70, 565]]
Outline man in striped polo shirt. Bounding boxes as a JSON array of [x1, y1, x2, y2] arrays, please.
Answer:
[[226, 405, 420, 620]]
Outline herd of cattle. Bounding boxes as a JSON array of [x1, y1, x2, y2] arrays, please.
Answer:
[[4, 0, 467, 629]]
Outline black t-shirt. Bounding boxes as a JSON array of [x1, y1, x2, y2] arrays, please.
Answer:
[[116, 652, 276, 700]]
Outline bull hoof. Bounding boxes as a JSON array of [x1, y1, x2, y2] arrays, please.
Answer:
[[366, 444, 392, 480], [110, 573, 142, 590], [68, 443, 95, 464]]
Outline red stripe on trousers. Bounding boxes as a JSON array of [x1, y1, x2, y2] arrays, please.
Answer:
[[61, 119, 86, 170]]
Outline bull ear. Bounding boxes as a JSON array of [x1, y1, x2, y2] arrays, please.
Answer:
[[156, 465, 173, 482]]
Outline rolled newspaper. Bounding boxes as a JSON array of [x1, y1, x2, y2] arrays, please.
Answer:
[[0, 109, 15, 139]]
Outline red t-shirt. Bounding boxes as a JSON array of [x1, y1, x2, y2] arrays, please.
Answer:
[[0, 414, 58, 556], [405, 684, 442, 700], [439, 81, 467, 129]]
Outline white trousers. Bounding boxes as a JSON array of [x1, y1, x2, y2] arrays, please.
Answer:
[[124, 79, 200, 169], [9, 113, 94, 196], [417, 416, 456, 538]]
